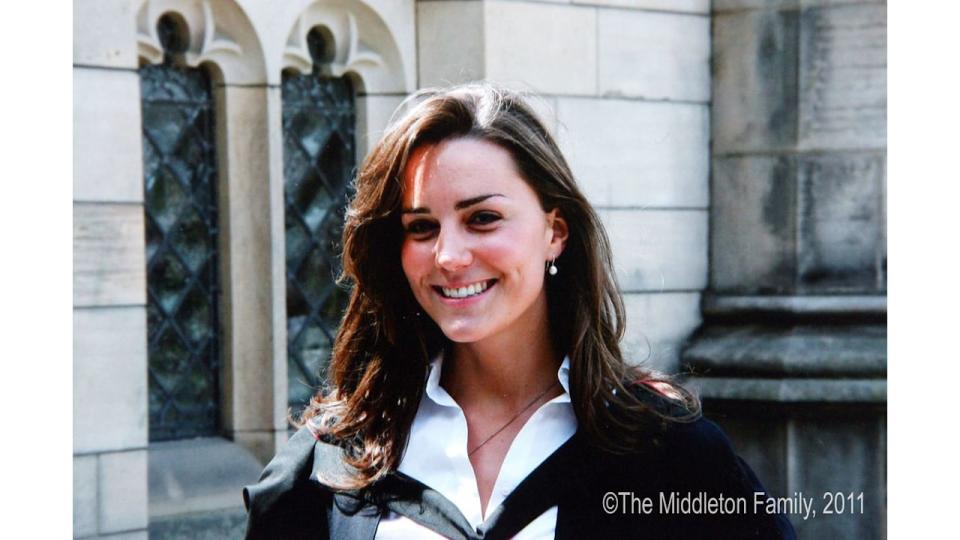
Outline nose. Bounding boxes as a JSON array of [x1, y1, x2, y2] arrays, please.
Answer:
[[434, 227, 473, 271]]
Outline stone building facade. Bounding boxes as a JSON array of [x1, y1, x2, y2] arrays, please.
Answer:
[[684, 1, 887, 538], [72, 0, 884, 538]]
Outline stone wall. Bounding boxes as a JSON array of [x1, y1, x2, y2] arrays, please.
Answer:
[[683, 1, 887, 537], [74, 1, 149, 536], [73, 1, 417, 537]]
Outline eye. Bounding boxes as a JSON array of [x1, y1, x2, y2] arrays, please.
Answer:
[[404, 219, 437, 237], [469, 211, 501, 227]]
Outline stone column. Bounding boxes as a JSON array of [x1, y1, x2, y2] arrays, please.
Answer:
[[74, 0, 149, 536], [683, 1, 887, 537]]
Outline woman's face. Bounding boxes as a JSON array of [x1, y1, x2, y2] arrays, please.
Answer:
[[400, 137, 567, 346]]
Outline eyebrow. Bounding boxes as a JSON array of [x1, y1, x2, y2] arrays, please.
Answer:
[[401, 193, 505, 214]]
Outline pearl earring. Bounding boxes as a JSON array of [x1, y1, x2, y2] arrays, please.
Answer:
[[547, 259, 558, 276]]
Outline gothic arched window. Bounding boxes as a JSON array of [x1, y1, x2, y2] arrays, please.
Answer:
[[141, 14, 222, 441], [282, 30, 356, 410]]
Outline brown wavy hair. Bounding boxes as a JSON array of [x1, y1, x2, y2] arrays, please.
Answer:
[[297, 82, 699, 489]]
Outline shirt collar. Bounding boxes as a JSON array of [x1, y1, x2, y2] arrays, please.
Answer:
[[424, 353, 572, 408]]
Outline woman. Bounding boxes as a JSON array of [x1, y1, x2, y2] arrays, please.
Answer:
[[244, 83, 796, 539]]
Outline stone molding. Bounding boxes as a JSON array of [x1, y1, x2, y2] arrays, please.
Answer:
[[703, 294, 886, 317], [686, 377, 886, 403], [136, 0, 267, 84], [683, 323, 886, 378], [283, 0, 409, 93]]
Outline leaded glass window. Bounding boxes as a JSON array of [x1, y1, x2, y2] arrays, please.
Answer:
[[141, 15, 222, 441], [282, 31, 356, 410]]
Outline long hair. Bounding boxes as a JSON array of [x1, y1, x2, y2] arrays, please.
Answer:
[[297, 82, 699, 489]]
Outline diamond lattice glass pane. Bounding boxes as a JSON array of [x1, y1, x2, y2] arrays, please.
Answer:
[[318, 134, 349, 196], [147, 167, 188, 230], [178, 285, 212, 344], [283, 138, 312, 192], [294, 248, 335, 306], [282, 65, 355, 413], [143, 105, 189, 155], [150, 250, 189, 315], [152, 328, 189, 386], [294, 169, 332, 231], [141, 47, 222, 441], [285, 213, 312, 269], [170, 206, 210, 272]]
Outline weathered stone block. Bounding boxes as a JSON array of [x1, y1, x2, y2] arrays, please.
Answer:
[[800, 0, 886, 6], [602, 209, 707, 291], [598, 10, 710, 101], [713, 9, 799, 153], [683, 324, 887, 378], [74, 454, 98, 537], [212, 85, 281, 436], [149, 437, 264, 517], [73, 0, 138, 68], [74, 203, 147, 307], [523, 94, 559, 138], [149, 508, 246, 540], [484, 1, 597, 95], [790, 416, 885, 538], [622, 292, 701, 374], [74, 68, 144, 203], [74, 307, 148, 453], [557, 98, 708, 207], [713, 0, 882, 11], [797, 153, 885, 292], [879, 165, 886, 289], [689, 377, 886, 402], [713, 0, 801, 10], [417, 1, 485, 88], [356, 94, 406, 160], [232, 430, 288, 467], [711, 156, 797, 293], [574, 0, 709, 13], [100, 450, 148, 533], [798, 4, 886, 150], [97, 531, 149, 540]]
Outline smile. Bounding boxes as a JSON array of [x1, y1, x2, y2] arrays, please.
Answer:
[[434, 279, 496, 299]]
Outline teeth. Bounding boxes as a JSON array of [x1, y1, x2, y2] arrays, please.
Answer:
[[441, 281, 490, 299]]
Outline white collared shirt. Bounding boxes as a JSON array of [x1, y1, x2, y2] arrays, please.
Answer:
[[374, 355, 578, 539]]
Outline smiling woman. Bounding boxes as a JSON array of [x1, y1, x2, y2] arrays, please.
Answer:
[[400, 138, 567, 349], [242, 83, 797, 539]]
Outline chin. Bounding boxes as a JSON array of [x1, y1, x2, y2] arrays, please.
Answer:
[[437, 321, 490, 344]]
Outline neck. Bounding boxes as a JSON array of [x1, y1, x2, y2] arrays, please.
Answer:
[[441, 296, 561, 411]]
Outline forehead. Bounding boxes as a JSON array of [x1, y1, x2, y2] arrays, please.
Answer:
[[401, 138, 532, 206]]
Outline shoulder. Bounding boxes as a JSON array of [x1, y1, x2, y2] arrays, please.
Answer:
[[243, 427, 347, 539], [603, 382, 747, 483], [619, 378, 701, 426], [591, 396, 797, 538]]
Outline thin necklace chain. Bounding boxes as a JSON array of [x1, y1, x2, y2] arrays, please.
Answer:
[[467, 380, 560, 457]]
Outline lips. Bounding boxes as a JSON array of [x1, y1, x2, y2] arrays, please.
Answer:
[[433, 279, 497, 299]]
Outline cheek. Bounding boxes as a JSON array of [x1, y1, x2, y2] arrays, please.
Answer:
[[400, 240, 433, 290], [483, 237, 546, 285], [487, 221, 550, 267], [399, 240, 423, 286]]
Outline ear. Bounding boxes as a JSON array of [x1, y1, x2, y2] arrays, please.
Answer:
[[545, 208, 569, 259]]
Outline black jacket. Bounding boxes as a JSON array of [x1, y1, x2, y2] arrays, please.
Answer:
[[244, 398, 796, 539]]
